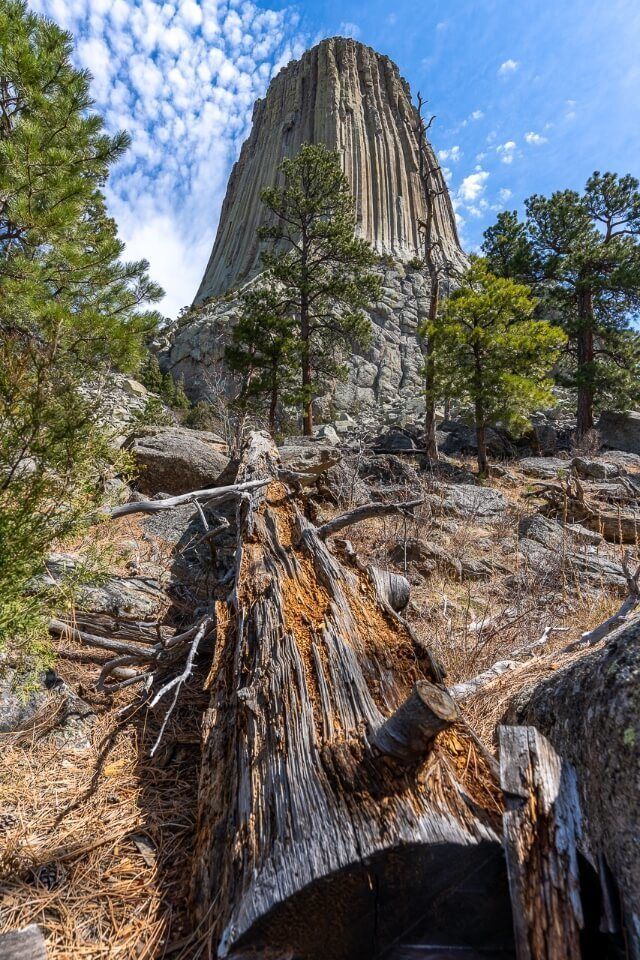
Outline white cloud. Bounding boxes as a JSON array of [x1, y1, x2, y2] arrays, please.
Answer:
[[438, 145, 462, 162], [524, 131, 547, 145], [499, 187, 513, 201], [498, 58, 519, 76], [497, 140, 517, 163], [457, 170, 489, 203], [436, 20, 448, 31], [30, 0, 306, 318], [470, 109, 484, 121], [339, 21, 361, 38]]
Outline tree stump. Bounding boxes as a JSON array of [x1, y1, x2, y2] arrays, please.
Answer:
[[191, 432, 505, 959]]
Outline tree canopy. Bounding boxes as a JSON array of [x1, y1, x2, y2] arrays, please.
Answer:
[[0, 0, 163, 652], [483, 172, 640, 437], [427, 257, 566, 473]]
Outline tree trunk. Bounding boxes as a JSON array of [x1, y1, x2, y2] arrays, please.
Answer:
[[473, 346, 488, 474], [476, 419, 488, 475], [576, 288, 595, 439], [268, 375, 278, 436], [190, 431, 505, 960]]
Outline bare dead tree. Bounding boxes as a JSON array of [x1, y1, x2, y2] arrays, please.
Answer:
[[409, 93, 450, 463]]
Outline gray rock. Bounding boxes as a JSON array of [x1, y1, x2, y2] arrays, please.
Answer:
[[518, 456, 571, 479], [434, 483, 508, 520], [125, 425, 229, 495], [601, 450, 640, 475], [599, 410, 640, 454], [314, 424, 340, 445], [572, 456, 620, 480], [0, 667, 94, 748], [374, 427, 419, 453], [278, 443, 342, 477], [120, 377, 148, 398], [32, 554, 166, 617]]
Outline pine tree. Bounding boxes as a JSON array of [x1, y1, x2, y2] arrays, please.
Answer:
[[225, 284, 298, 433], [428, 258, 566, 474], [483, 174, 640, 437], [0, 1, 163, 650], [259, 143, 381, 435]]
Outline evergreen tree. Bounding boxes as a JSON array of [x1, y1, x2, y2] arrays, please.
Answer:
[[225, 284, 298, 433], [483, 174, 640, 437], [259, 143, 381, 435], [0, 1, 163, 650], [427, 258, 566, 474]]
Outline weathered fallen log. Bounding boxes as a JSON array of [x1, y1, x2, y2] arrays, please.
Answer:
[[499, 725, 583, 960], [190, 432, 507, 960]]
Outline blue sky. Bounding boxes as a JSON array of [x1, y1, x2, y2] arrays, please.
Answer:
[[29, 0, 640, 317]]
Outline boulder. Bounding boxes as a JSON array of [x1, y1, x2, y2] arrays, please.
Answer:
[[438, 421, 512, 458], [572, 456, 620, 480], [314, 424, 340, 445], [357, 454, 421, 491], [434, 483, 507, 520], [32, 554, 167, 617], [278, 443, 342, 477], [599, 410, 640, 455], [506, 616, 640, 948], [374, 426, 420, 453], [125, 425, 230, 495], [518, 456, 570, 479], [601, 450, 640, 475]]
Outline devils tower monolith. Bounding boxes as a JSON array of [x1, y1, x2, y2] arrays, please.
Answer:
[[195, 36, 462, 303], [161, 37, 466, 420]]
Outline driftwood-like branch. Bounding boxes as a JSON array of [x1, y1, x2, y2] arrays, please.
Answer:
[[316, 498, 423, 540], [499, 726, 583, 960], [450, 626, 568, 700], [105, 478, 269, 518], [449, 660, 519, 700], [527, 473, 640, 543]]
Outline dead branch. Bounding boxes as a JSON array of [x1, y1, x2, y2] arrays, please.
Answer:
[[562, 554, 640, 652], [148, 615, 213, 756], [450, 626, 568, 700], [316, 498, 423, 539], [104, 478, 269, 518]]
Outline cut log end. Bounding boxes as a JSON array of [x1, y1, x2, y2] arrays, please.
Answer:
[[371, 681, 459, 766]]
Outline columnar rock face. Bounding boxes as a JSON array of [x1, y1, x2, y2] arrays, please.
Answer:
[[161, 37, 466, 420], [195, 36, 464, 302]]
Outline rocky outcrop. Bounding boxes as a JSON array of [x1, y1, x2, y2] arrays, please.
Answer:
[[195, 37, 463, 302], [159, 38, 466, 420]]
